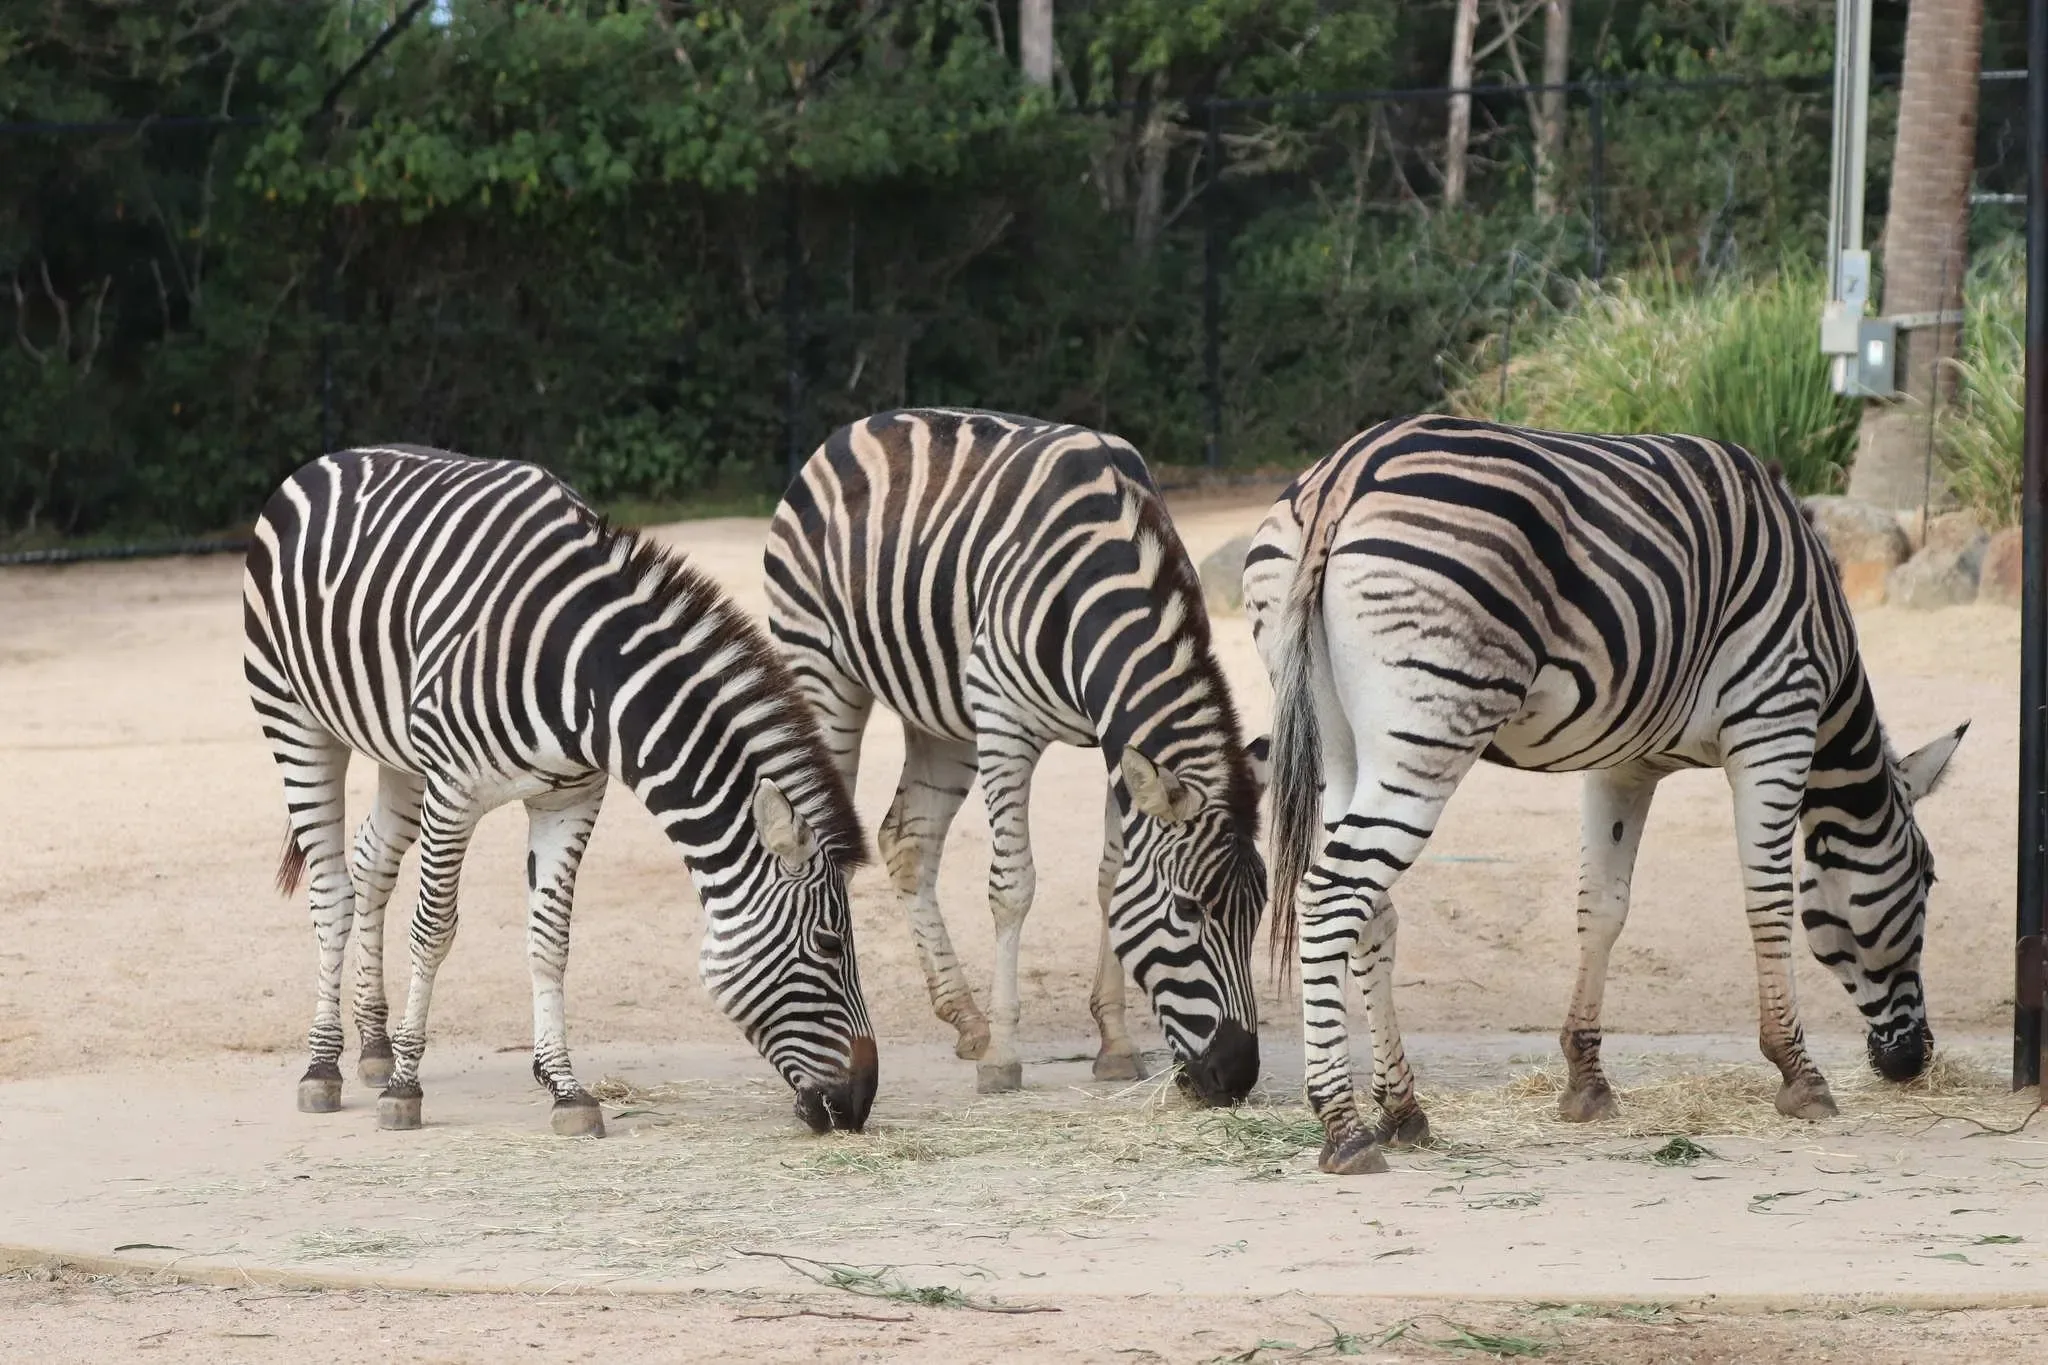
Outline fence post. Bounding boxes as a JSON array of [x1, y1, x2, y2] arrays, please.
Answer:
[[2014, 0, 2047, 1094], [783, 177, 806, 487], [1202, 99, 1224, 469], [1588, 81, 1606, 281]]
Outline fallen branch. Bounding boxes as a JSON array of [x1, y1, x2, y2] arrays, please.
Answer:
[[736, 1308, 914, 1324], [735, 1248, 1059, 1315]]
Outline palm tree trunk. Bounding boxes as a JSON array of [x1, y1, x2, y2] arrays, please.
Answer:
[[1847, 0, 1984, 510]]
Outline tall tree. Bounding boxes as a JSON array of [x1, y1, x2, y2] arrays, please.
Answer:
[[1020, 0, 1053, 86], [1443, 0, 1479, 206], [1533, 0, 1571, 215], [1848, 0, 1985, 510]]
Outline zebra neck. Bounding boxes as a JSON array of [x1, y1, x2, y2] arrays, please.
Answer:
[[1082, 634, 1244, 793], [1803, 661, 1902, 825]]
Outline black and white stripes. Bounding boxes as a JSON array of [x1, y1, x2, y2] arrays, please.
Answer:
[[244, 446, 877, 1136], [765, 409, 1268, 1102], [1245, 415, 1965, 1174]]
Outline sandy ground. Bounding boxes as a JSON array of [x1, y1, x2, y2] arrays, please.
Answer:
[[0, 495, 2019, 1083], [0, 492, 2037, 1361], [8, 1265, 2048, 1365]]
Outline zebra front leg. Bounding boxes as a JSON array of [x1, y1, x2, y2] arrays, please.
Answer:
[[1088, 784, 1142, 1081], [379, 784, 483, 1132], [349, 766, 425, 1089], [878, 731, 990, 1059], [277, 736, 356, 1114], [975, 736, 1047, 1094], [1557, 764, 1660, 1122], [524, 778, 607, 1136], [1729, 744, 1836, 1119], [1351, 903, 1429, 1149]]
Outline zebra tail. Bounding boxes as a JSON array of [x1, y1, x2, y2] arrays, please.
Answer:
[[276, 826, 308, 897], [1267, 536, 1331, 986]]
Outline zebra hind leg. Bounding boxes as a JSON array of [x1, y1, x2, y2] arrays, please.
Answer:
[[349, 766, 425, 1089], [877, 731, 989, 1060], [379, 784, 483, 1131], [523, 778, 608, 1137], [272, 735, 356, 1114], [1088, 783, 1142, 1081], [972, 735, 1048, 1094], [1352, 904, 1430, 1149], [1557, 765, 1661, 1123]]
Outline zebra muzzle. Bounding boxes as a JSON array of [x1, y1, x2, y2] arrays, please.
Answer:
[[1176, 1018, 1260, 1106], [794, 1034, 879, 1134]]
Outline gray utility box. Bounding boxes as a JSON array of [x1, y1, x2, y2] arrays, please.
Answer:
[[1827, 316, 1897, 399]]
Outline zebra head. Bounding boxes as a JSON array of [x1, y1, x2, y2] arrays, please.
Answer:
[[1111, 738, 1270, 1107], [698, 778, 878, 1133], [1799, 722, 1967, 1085]]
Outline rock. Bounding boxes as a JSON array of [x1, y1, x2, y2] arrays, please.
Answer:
[[1804, 496, 1910, 607], [1924, 509, 1989, 559], [1979, 527, 2023, 607], [1198, 533, 1254, 614], [1887, 544, 1985, 611]]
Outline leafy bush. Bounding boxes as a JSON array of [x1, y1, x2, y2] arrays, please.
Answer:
[[1941, 239, 2024, 528], [1449, 264, 1857, 494]]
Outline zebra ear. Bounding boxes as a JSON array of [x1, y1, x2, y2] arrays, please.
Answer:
[[753, 778, 818, 870], [1897, 722, 1969, 806], [1120, 748, 1203, 824], [1245, 735, 1271, 803]]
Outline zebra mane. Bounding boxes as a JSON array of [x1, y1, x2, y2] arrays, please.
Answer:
[[1122, 482, 1263, 840], [590, 517, 870, 871]]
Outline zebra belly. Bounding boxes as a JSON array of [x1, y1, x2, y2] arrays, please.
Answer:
[[1478, 663, 1717, 773]]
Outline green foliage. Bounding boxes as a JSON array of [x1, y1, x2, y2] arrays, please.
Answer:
[[1942, 239, 2025, 529], [1450, 263, 1858, 494], [0, 0, 1933, 538]]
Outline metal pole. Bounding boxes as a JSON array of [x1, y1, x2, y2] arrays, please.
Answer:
[[1587, 83, 1605, 281], [783, 178, 805, 487], [2016, 0, 2047, 1093], [1202, 100, 1223, 469]]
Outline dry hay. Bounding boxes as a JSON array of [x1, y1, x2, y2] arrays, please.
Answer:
[[247, 1051, 2034, 1279]]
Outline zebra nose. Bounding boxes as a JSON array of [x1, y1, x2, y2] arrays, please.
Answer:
[[1867, 1020, 1933, 1083], [1177, 1018, 1260, 1106], [793, 1035, 878, 1133]]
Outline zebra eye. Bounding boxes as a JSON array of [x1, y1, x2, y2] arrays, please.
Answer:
[[1173, 892, 1204, 926], [816, 930, 845, 960]]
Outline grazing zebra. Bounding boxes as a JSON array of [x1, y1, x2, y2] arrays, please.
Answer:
[[244, 447, 877, 1137], [1245, 415, 1966, 1175], [765, 408, 1268, 1102]]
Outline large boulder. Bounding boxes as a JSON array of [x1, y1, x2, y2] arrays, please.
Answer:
[[1887, 543, 1985, 610], [1924, 509, 1989, 560], [1979, 527, 2023, 607], [1804, 496, 1910, 608], [1198, 533, 1254, 614]]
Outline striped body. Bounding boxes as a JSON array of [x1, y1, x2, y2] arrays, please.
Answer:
[[766, 409, 1267, 1102], [244, 447, 876, 1135], [1245, 416, 1964, 1173]]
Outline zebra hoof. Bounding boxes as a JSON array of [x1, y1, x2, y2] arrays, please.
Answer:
[[377, 1086, 423, 1131], [954, 1020, 991, 1062], [1378, 1106, 1433, 1150], [1092, 1050, 1143, 1082], [358, 1043, 394, 1089], [1318, 1131, 1389, 1176], [297, 1063, 342, 1114], [1775, 1075, 1838, 1121], [975, 1061, 1024, 1094], [551, 1094, 607, 1138], [1558, 1082, 1619, 1123]]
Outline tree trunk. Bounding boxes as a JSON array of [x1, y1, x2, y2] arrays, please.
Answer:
[[1847, 0, 1984, 511], [1444, 0, 1479, 207], [1132, 95, 1172, 255], [1020, 0, 1054, 88], [1533, 0, 1571, 216]]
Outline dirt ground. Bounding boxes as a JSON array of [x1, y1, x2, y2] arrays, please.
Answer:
[[0, 492, 2035, 1361], [8, 1264, 2048, 1365]]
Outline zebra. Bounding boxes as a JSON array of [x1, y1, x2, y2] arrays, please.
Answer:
[[244, 446, 878, 1138], [764, 408, 1269, 1103], [1244, 415, 1966, 1175]]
